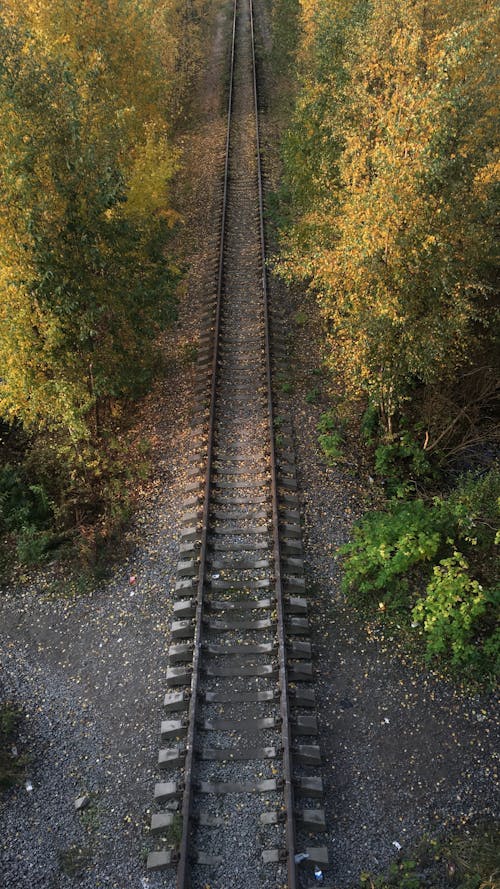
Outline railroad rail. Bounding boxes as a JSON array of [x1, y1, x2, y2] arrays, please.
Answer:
[[147, 0, 328, 885]]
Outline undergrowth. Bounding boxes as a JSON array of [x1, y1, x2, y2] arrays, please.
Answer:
[[0, 427, 149, 578], [358, 820, 500, 889], [317, 410, 344, 465], [341, 466, 499, 680], [0, 702, 29, 791]]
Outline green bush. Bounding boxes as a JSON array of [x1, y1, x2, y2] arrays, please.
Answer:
[[305, 386, 320, 404], [0, 463, 57, 564], [341, 469, 499, 677], [341, 499, 444, 604], [0, 465, 53, 533], [374, 431, 434, 497], [413, 552, 499, 672], [361, 401, 380, 445]]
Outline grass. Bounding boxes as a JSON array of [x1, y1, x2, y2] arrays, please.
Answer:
[[358, 821, 500, 889], [165, 812, 183, 847], [294, 309, 308, 326], [306, 386, 321, 404], [0, 702, 29, 792]]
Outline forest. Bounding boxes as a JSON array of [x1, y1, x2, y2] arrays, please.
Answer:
[[0, 0, 497, 683], [272, 0, 499, 678], [0, 0, 209, 567]]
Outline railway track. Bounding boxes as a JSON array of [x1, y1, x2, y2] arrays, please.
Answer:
[[147, 0, 328, 885]]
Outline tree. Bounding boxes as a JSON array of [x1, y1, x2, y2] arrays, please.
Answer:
[[277, 0, 499, 435], [0, 11, 178, 442], [0, 0, 186, 535]]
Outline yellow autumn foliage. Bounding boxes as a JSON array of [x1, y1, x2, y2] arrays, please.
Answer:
[[0, 0, 211, 453], [277, 0, 499, 429]]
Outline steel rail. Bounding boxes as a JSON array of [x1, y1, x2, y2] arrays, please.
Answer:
[[248, 0, 298, 885], [175, 0, 238, 884], [175, 0, 298, 883]]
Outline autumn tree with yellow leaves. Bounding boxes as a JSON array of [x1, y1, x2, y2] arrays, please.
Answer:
[[0, 0, 210, 555], [277, 0, 499, 442], [274, 0, 500, 678]]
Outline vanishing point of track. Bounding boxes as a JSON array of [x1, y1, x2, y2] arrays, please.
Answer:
[[148, 1, 328, 886]]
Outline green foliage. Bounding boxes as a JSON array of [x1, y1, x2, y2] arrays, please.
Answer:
[[361, 859, 421, 889], [0, 463, 58, 564], [361, 402, 381, 445], [342, 498, 443, 603], [306, 386, 320, 404], [317, 410, 344, 464], [318, 431, 344, 465], [443, 822, 500, 889], [0, 464, 52, 534], [0, 11, 179, 444], [413, 552, 499, 672], [317, 410, 336, 434], [0, 0, 211, 563], [165, 813, 183, 847], [294, 309, 308, 326], [271, 0, 301, 87], [374, 432, 434, 497], [341, 468, 499, 677], [277, 370, 294, 395]]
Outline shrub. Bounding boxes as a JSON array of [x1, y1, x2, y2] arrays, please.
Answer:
[[305, 387, 320, 404], [374, 431, 434, 497], [341, 499, 444, 605], [0, 465, 53, 534], [413, 552, 500, 673], [340, 468, 499, 677], [0, 463, 57, 564], [361, 401, 380, 444]]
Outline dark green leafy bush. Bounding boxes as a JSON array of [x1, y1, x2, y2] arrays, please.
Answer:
[[341, 468, 499, 677], [0, 463, 56, 564], [374, 431, 435, 497]]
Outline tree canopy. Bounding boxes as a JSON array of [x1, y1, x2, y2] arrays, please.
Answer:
[[277, 0, 499, 436], [0, 0, 210, 550]]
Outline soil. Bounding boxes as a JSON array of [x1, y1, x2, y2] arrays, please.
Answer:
[[0, 1, 498, 888]]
